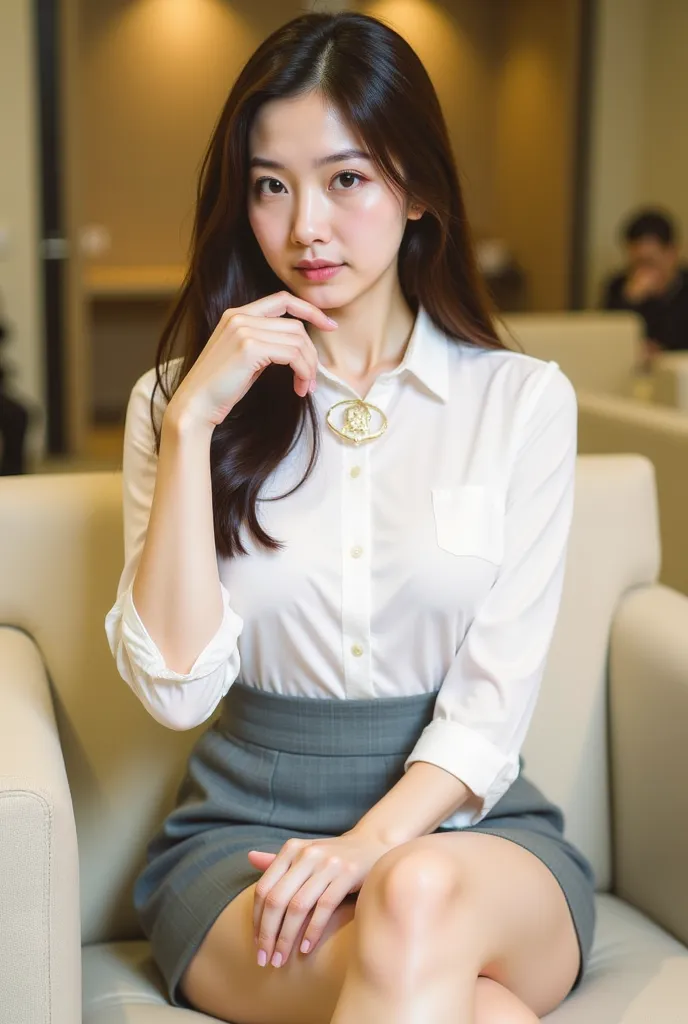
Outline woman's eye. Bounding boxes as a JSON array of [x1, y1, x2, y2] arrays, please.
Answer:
[[256, 178, 285, 195], [332, 172, 363, 190], [254, 172, 364, 196]]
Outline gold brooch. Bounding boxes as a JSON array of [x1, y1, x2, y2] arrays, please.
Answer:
[[326, 399, 388, 445]]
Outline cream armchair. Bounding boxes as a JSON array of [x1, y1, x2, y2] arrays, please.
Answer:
[[652, 351, 688, 411], [1, 458, 688, 1023], [498, 311, 643, 397], [492, 310, 688, 597], [577, 393, 688, 597]]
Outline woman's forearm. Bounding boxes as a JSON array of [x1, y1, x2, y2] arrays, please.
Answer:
[[131, 403, 223, 675], [350, 760, 479, 849]]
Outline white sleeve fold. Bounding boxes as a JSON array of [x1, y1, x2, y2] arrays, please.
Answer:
[[103, 366, 244, 731], [405, 363, 577, 826], [104, 579, 243, 731]]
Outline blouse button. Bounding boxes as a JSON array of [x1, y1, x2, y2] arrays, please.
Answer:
[[351, 546, 363, 558], [350, 466, 361, 478], [351, 644, 364, 657]]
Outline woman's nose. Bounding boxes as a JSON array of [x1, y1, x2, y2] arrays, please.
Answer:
[[290, 189, 331, 248]]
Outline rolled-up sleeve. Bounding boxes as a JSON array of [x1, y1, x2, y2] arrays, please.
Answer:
[[104, 367, 244, 730], [404, 364, 577, 825]]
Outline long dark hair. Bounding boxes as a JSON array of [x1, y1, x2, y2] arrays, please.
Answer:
[[151, 11, 507, 559]]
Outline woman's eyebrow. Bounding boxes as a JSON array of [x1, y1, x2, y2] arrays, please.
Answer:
[[249, 149, 371, 170]]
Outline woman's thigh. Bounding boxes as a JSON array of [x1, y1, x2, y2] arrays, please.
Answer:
[[179, 882, 357, 1024], [179, 830, 580, 1023]]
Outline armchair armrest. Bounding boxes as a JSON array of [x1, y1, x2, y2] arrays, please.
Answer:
[[0, 627, 81, 1024], [610, 584, 688, 946]]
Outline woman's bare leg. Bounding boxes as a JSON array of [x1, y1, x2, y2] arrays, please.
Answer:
[[180, 885, 356, 1024], [181, 892, 540, 1024], [180, 832, 580, 1023], [330, 832, 580, 1024], [475, 978, 540, 1023]]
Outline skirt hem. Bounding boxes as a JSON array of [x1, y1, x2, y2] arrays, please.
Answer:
[[151, 823, 595, 1008]]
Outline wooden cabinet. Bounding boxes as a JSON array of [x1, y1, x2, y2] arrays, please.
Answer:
[[84, 265, 184, 424]]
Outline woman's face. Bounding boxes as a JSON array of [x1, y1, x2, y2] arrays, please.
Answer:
[[247, 91, 421, 310]]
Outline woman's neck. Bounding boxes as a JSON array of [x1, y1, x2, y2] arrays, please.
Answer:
[[312, 281, 416, 385]]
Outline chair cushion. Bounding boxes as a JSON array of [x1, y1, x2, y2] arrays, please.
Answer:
[[546, 895, 688, 1022], [82, 939, 201, 1021], [83, 895, 688, 1022]]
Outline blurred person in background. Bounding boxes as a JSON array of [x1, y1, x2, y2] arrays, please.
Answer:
[[0, 313, 30, 476], [602, 208, 688, 364]]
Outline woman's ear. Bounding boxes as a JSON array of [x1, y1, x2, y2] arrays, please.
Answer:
[[407, 202, 425, 222]]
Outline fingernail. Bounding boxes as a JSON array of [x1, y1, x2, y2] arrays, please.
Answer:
[[326, 316, 338, 326], [309, 379, 317, 393], [257, 949, 267, 967], [300, 939, 311, 954], [271, 952, 283, 968]]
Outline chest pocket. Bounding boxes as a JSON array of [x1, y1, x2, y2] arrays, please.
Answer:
[[431, 485, 505, 565]]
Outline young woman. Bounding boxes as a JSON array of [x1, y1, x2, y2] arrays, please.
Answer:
[[105, 11, 595, 1023]]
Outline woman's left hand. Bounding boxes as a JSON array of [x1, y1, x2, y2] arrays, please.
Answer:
[[248, 832, 392, 968]]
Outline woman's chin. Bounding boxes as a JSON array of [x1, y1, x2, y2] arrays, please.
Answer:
[[288, 278, 354, 310]]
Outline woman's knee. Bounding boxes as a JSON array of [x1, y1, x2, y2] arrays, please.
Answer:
[[354, 842, 481, 985], [360, 842, 466, 929]]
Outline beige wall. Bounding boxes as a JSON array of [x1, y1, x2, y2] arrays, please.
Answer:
[[361, 0, 499, 237], [492, 0, 582, 311], [78, 0, 297, 267], [0, 0, 583, 456], [585, 0, 688, 306], [77, 0, 580, 300], [0, 0, 45, 461], [361, 0, 583, 311], [77, 0, 502, 267], [641, 2, 688, 255], [585, 0, 649, 306]]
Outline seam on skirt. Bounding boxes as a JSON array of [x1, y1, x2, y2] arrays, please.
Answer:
[[216, 725, 411, 757], [265, 752, 278, 827]]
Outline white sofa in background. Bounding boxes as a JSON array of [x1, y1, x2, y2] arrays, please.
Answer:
[[499, 309, 688, 414], [651, 351, 688, 412], [577, 392, 688, 598], [493, 310, 688, 596], [499, 311, 643, 397], [1, 461, 688, 1022]]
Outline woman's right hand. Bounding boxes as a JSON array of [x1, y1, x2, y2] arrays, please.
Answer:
[[166, 291, 337, 431]]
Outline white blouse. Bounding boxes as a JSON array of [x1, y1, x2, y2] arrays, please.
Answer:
[[105, 306, 577, 828]]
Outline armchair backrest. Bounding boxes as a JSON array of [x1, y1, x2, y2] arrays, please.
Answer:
[[0, 456, 659, 943], [653, 350, 688, 411], [499, 311, 642, 397], [578, 393, 688, 597]]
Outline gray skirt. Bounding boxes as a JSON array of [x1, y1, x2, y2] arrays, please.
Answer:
[[134, 682, 596, 1008]]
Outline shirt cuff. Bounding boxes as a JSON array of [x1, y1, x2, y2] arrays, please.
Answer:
[[111, 581, 244, 683], [404, 718, 519, 826]]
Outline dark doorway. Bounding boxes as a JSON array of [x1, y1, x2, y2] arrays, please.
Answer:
[[34, 0, 68, 454]]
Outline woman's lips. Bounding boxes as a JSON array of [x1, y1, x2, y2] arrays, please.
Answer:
[[295, 264, 344, 282]]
